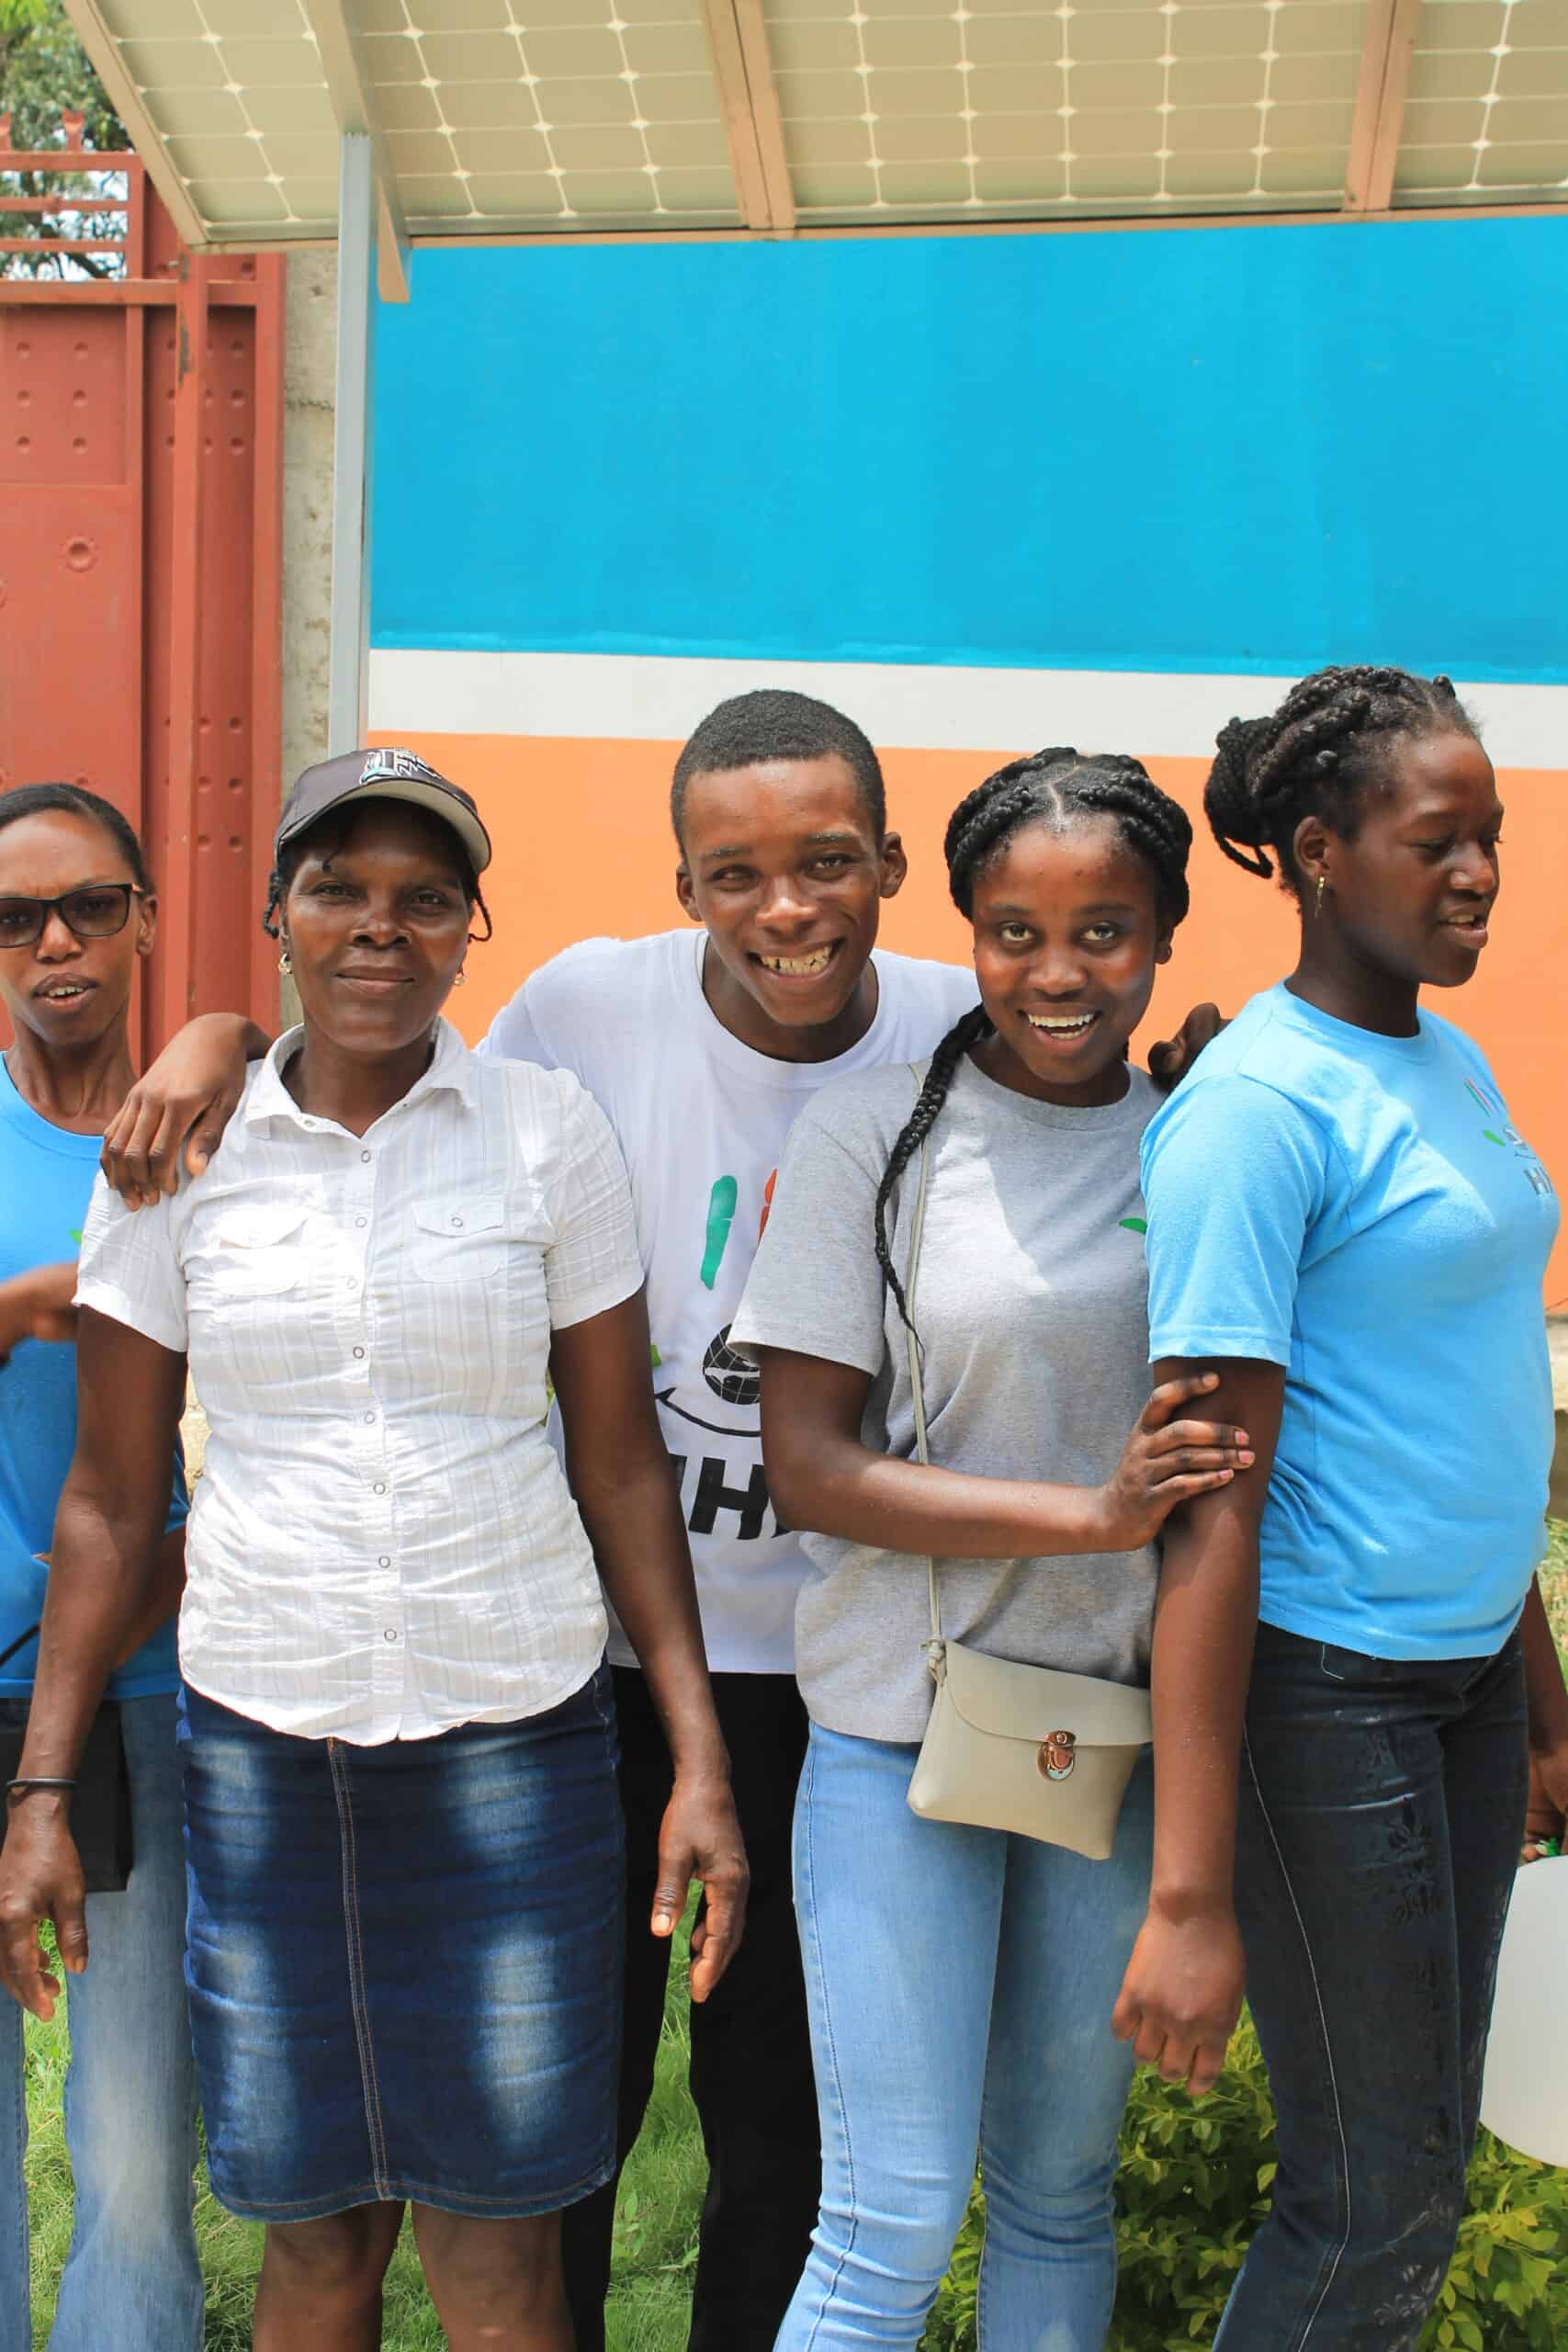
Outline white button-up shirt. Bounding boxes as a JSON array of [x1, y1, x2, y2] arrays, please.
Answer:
[[77, 1022, 644, 1743]]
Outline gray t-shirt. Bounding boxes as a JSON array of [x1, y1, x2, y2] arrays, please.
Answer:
[[728, 1052, 1160, 1742]]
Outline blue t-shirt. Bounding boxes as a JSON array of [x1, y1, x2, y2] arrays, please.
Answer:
[[0, 1057, 185, 1699], [1142, 983, 1558, 1662]]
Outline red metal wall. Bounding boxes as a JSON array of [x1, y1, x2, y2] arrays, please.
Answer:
[[0, 135, 284, 1057]]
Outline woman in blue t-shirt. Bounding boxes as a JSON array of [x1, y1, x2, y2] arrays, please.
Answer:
[[0, 784, 200, 2352], [1124, 669, 1568, 2349]]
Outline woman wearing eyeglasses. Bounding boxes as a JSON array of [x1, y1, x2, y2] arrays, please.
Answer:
[[0, 785, 201, 2352]]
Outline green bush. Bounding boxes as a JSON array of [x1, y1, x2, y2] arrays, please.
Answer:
[[922, 2017, 1568, 2351]]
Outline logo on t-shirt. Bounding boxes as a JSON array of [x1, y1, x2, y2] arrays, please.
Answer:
[[649, 1164, 788, 1544], [1464, 1078, 1554, 1198]]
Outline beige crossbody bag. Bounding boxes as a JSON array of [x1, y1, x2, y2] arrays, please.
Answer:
[[898, 1080, 1152, 1861]]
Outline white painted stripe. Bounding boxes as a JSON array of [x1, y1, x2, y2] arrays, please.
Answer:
[[368, 650, 1568, 770]]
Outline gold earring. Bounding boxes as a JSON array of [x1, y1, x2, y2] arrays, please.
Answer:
[[278, 948, 292, 975], [1314, 876, 1326, 918]]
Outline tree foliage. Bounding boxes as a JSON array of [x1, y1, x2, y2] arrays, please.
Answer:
[[0, 0, 131, 277]]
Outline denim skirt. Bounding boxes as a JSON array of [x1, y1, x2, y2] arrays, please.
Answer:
[[176, 1665, 624, 2223]]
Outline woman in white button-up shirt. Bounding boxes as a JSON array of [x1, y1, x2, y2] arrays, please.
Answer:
[[0, 752, 747, 2352]]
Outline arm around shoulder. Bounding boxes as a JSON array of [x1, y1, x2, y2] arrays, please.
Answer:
[[101, 1010, 269, 1205]]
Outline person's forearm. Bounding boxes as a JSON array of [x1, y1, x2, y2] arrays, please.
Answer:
[[1521, 1575, 1568, 1758], [1146, 1498, 1259, 1919], [17, 1489, 163, 1782], [112, 1527, 186, 1668], [572, 1454, 730, 1780], [199, 1012, 272, 1062], [769, 1433, 1104, 1560]]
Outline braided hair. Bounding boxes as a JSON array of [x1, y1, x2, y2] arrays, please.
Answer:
[[1205, 665, 1478, 896], [872, 747, 1193, 1340]]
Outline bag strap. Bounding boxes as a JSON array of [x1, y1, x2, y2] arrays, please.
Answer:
[[900, 1066, 943, 1667], [0, 1623, 39, 1674]]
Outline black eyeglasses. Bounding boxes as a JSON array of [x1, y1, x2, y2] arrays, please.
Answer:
[[0, 886, 148, 950]]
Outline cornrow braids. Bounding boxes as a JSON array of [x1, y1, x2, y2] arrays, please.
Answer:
[[873, 1002, 992, 1345], [944, 748, 1192, 931], [874, 745, 1193, 1339], [1205, 665, 1478, 895]]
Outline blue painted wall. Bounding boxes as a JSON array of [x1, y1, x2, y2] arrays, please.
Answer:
[[373, 217, 1568, 682]]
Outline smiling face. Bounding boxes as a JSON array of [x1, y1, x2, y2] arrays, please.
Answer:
[[1296, 732, 1502, 992], [967, 814, 1171, 1107], [280, 800, 473, 1057], [674, 753, 907, 1057], [0, 808, 155, 1055]]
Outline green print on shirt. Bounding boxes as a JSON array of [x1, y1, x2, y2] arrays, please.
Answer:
[[700, 1175, 739, 1290], [1463, 1077, 1555, 1198], [1119, 1216, 1147, 1235], [1465, 1077, 1507, 1146]]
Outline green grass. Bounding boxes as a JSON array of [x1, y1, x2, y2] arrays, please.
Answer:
[[22, 1529, 1568, 2347], [21, 1917, 710, 2351]]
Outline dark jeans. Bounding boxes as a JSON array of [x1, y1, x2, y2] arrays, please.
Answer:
[[561, 1667, 820, 2352], [1215, 1622, 1529, 2352]]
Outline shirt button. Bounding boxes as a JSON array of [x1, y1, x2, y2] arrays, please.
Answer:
[[355, 1216, 367, 1229], [373, 1480, 387, 1495], [353, 1346, 366, 1360], [346, 1278, 359, 1291], [383, 1628, 399, 1643], [378, 1555, 391, 1568], [360, 1149, 372, 1163], [364, 1411, 376, 1425], [451, 1216, 464, 1229]]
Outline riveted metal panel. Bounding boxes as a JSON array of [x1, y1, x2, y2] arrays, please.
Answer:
[[0, 137, 284, 1057]]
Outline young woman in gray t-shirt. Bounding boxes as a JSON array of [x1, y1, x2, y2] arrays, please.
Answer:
[[730, 749, 1249, 2352]]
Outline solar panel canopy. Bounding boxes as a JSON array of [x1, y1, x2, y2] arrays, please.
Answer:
[[68, 0, 1568, 243]]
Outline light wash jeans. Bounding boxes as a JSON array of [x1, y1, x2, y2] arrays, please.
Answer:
[[778, 1721, 1154, 2352], [0, 1691, 203, 2352]]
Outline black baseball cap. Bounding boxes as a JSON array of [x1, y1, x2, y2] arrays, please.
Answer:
[[275, 748, 491, 876]]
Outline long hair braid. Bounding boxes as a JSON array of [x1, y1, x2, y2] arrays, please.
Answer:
[[874, 745, 1193, 1341], [873, 1002, 992, 1342], [1205, 665, 1476, 894]]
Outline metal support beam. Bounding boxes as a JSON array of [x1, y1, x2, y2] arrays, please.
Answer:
[[698, 0, 795, 233], [304, 0, 412, 302], [158, 254, 210, 1041], [1345, 0, 1425, 215], [328, 135, 376, 757]]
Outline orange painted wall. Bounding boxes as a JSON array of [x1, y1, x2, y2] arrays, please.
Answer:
[[372, 731, 1568, 1303]]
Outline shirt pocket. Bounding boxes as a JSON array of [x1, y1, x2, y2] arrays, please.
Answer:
[[206, 1203, 310, 1295], [409, 1194, 511, 1283]]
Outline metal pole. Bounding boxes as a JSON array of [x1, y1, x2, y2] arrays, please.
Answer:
[[328, 131, 375, 755]]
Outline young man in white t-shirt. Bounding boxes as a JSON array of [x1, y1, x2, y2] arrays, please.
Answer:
[[102, 695, 1213, 2351], [480, 693, 976, 2348]]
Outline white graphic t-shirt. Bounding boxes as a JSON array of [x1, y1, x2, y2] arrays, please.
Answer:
[[480, 928, 977, 1674]]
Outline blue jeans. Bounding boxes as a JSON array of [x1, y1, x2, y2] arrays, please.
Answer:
[[779, 1722, 1155, 2352], [1214, 1623, 1528, 2351], [0, 1691, 202, 2352]]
